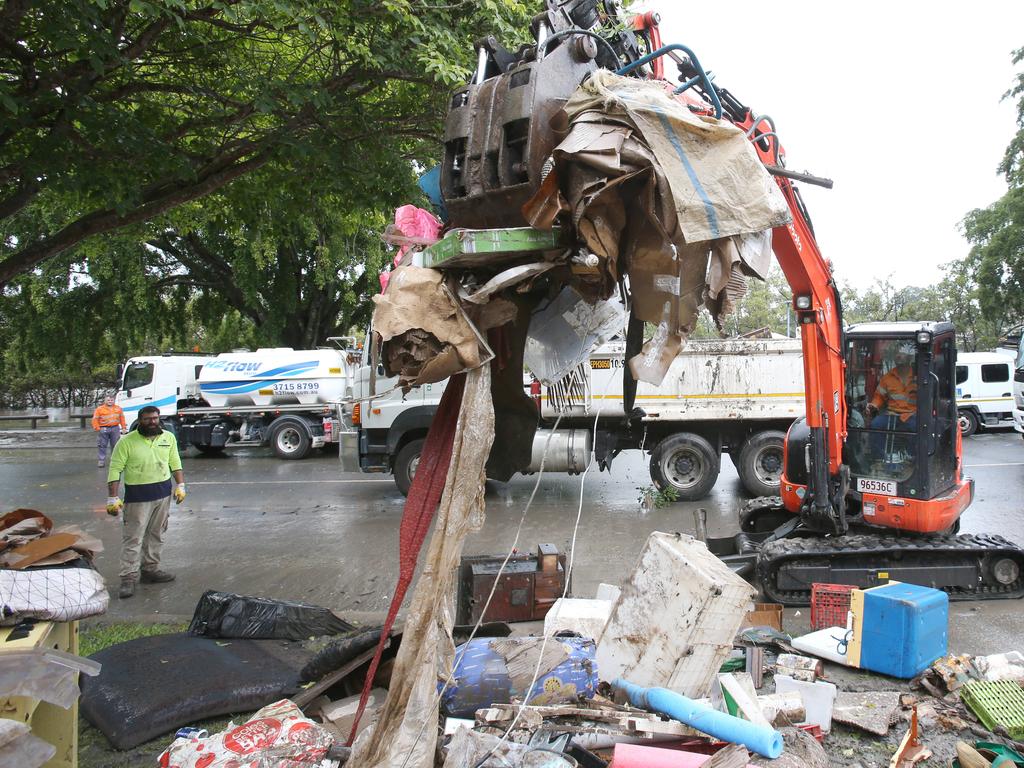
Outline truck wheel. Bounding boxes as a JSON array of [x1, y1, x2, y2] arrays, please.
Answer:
[[394, 438, 425, 497], [649, 432, 719, 501], [958, 409, 979, 437], [736, 430, 786, 497], [270, 418, 312, 459]]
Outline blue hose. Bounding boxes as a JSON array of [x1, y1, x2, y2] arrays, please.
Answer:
[[614, 678, 784, 759]]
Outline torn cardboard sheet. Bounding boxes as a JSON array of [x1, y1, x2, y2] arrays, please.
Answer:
[[371, 265, 488, 388], [526, 70, 791, 385], [561, 71, 791, 244]]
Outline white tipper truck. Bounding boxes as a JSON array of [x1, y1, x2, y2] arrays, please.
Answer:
[[341, 336, 806, 500], [116, 341, 358, 459], [954, 350, 1016, 436], [1010, 332, 1024, 440]]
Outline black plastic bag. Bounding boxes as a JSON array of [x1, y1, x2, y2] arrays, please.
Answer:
[[188, 590, 354, 641], [299, 628, 384, 682]]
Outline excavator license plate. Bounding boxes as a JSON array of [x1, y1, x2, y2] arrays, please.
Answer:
[[857, 477, 896, 496]]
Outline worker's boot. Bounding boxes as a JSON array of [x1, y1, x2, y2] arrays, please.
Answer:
[[119, 578, 136, 599], [141, 569, 176, 584]]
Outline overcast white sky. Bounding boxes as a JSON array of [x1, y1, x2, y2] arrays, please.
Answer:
[[645, 2, 1023, 290]]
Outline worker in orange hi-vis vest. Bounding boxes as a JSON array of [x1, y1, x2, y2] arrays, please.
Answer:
[[865, 343, 918, 468], [92, 394, 126, 468]]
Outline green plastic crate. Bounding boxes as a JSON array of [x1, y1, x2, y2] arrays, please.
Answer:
[[421, 226, 567, 269], [961, 680, 1024, 739]]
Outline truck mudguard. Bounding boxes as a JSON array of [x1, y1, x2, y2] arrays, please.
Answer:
[[386, 405, 438, 456]]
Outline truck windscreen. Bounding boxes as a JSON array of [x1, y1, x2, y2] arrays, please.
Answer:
[[123, 362, 154, 390]]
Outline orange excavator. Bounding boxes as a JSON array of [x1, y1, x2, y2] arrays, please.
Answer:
[[715, 86, 1023, 604], [436, 0, 1024, 603]]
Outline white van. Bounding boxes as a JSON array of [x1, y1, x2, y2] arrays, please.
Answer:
[[955, 352, 1015, 435]]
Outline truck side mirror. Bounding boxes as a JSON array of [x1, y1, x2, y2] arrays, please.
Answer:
[[377, 364, 385, 377]]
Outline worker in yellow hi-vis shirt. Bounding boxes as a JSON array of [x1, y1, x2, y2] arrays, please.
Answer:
[[105, 405, 186, 599]]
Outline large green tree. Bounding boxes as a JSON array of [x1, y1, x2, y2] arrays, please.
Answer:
[[0, 0, 530, 286], [144, 159, 401, 348], [962, 46, 1024, 323]]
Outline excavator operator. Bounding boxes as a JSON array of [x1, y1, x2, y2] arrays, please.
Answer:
[[865, 344, 918, 431]]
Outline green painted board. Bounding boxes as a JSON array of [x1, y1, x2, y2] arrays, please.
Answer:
[[422, 226, 567, 269]]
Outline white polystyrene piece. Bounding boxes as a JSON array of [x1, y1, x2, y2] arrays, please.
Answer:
[[596, 583, 622, 603], [544, 597, 613, 639], [596, 532, 756, 697], [773, 674, 838, 733], [791, 627, 852, 666]]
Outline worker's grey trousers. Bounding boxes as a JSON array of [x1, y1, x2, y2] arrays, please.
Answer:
[[96, 426, 120, 464], [120, 496, 170, 579]]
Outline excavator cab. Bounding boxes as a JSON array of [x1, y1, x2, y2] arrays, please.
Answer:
[[843, 322, 960, 514]]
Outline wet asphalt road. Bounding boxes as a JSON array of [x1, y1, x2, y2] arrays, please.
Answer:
[[1, 426, 1021, 653]]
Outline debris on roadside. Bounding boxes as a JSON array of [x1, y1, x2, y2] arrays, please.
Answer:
[[974, 652, 1024, 684], [831, 691, 902, 736], [773, 675, 837, 734], [750, 726, 829, 768], [456, 545, 566, 626], [890, 706, 932, 768], [188, 590, 356, 641], [613, 678, 783, 758], [596, 532, 755, 697], [809, 583, 855, 631], [610, 742, 759, 767], [79, 590, 379, 751], [0, 508, 108, 623], [157, 698, 339, 768], [742, 603, 784, 633], [372, 265, 490, 389], [915, 653, 980, 697], [312, 688, 388, 744], [543, 596, 613, 639], [960, 680, 1024, 740], [790, 581, 949, 679], [442, 635, 598, 718], [0, 719, 57, 768], [773, 654, 824, 683]]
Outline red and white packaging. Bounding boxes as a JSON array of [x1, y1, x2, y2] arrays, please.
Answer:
[[158, 699, 335, 768]]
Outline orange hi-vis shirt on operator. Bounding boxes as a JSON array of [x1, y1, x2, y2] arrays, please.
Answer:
[[870, 366, 917, 422], [92, 403, 126, 430]]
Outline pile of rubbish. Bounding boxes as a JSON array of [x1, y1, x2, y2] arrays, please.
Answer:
[[0, 508, 108, 624], [15, 530, 1006, 768], [413, 533, 1024, 767]]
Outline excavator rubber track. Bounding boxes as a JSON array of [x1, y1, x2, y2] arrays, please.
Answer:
[[756, 532, 1024, 606]]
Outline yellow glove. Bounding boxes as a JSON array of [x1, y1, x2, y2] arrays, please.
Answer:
[[173, 485, 186, 504], [106, 497, 123, 516]]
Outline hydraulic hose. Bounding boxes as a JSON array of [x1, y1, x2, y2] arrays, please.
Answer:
[[613, 678, 784, 759]]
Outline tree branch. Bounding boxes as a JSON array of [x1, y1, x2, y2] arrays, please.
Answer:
[[0, 150, 271, 288]]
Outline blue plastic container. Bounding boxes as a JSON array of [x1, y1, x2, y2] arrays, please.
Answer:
[[859, 582, 948, 678]]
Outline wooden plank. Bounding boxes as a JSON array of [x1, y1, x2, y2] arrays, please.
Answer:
[[294, 641, 389, 709]]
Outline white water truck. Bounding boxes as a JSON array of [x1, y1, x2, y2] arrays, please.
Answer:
[[116, 340, 359, 459]]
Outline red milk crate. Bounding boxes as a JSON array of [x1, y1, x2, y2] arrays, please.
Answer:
[[810, 582, 856, 630]]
